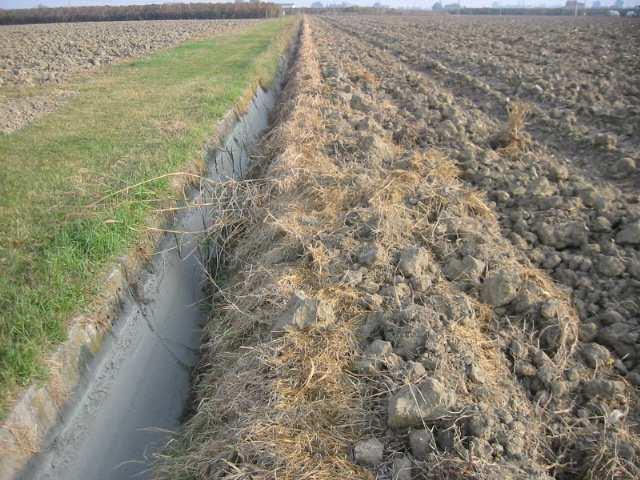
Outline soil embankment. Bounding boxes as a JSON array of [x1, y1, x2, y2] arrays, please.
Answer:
[[155, 16, 640, 480]]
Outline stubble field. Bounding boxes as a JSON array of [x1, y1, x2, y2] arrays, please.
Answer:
[[158, 14, 640, 480]]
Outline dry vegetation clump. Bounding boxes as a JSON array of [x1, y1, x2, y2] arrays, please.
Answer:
[[157, 16, 640, 480], [489, 101, 532, 154]]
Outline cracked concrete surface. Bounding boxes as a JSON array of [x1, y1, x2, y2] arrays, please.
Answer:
[[22, 75, 286, 480]]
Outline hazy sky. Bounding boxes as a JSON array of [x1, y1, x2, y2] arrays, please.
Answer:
[[1, 0, 637, 10]]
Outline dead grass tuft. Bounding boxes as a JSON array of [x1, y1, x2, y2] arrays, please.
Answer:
[[557, 422, 640, 480], [490, 101, 532, 155]]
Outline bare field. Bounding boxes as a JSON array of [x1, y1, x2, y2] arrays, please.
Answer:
[[158, 16, 640, 480], [0, 19, 257, 88], [328, 14, 640, 184], [0, 19, 257, 132]]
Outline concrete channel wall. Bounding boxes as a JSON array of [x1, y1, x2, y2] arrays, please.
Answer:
[[0, 26, 299, 480]]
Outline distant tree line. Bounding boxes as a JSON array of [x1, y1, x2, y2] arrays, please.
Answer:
[[0, 3, 283, 25]]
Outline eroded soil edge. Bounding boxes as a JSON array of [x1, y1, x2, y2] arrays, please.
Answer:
[[155, 16, 640, 480]]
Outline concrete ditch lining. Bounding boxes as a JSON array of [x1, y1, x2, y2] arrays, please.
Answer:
[[0, 25, 300, 480]]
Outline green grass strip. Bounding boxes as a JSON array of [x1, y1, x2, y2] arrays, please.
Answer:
[[0, 17, 296, 416]]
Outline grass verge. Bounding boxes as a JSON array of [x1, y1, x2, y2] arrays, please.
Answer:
[[0, 16, 297, 416]]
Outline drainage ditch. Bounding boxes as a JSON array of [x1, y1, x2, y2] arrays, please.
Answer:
[[20, 46, 294, 480]]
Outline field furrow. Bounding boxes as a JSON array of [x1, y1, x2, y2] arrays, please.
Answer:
[[324, 15, 640, 191], [319, 15, 640, 364]]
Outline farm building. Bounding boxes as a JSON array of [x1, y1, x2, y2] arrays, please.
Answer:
[[565, 0, 586, 9]]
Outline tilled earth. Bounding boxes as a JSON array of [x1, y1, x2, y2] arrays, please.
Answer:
[[325, 14, 640, 188], [0, 19, 257, 88], [321, 14, 640, 383], [0, 19, 255, 132], [157, 16, 640, 480]]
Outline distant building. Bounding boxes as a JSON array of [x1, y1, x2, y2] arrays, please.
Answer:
[[565, 0, 586, 8], [443, 3, 463, 9], [592, 0, 601, 7], [433, 1, 444, 9], [311, 1, 323, 7]]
